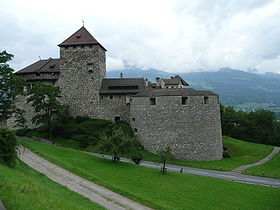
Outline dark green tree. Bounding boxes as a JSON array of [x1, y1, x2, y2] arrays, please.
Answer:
[[14, 108, 27, 129], [0, 51, 24, 126], [98, 126, 136, 162], [158, 146, 173, 174], [27, 83, 62, 141], [0, 129, 17, 167]]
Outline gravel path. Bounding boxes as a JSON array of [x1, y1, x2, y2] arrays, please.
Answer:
[[0, 200, 6, 210], [232, 147, 280, 173], [18, 147, 153, 210], [89, 152, 280, 188]]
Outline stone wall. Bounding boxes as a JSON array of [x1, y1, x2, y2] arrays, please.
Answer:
[[98, 95, 130, 122], [7, 95, 36, 129], [57, 45, 106, 117], [130, 95, 223, 160]]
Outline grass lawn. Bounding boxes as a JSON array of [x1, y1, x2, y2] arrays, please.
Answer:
[[53, 136, 273, 171], [245, 153, 280, 179], [0, 161, 104, 210], [21, 138, 280, 210], [152, 136, 274, 171]]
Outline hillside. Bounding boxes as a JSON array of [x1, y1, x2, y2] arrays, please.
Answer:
[[107, 68, 280, 115]]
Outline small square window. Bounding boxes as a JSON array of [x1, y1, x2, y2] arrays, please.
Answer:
[[88, 69, 93, 73], [110, 96, 113, 99], [182, 97, 188, 105], [134, 128, 138, 133], [204, 96, 209, 104], [150, 97, 156, 105], [132, 118, 135, 121]]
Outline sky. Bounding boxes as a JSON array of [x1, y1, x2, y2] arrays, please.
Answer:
[[1, 0, 280, 73]]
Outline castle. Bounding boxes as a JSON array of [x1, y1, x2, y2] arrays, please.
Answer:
[[12, 26, 223, 160]]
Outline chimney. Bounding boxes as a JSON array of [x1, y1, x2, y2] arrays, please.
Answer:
[[156, 77, 160, 87], [145, 78, 149, 87], [120, 72, 123, 78]]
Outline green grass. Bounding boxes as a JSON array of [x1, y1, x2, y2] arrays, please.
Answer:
[[245, 153, 280, 179], [21, 138, 280, 210], [0, 161, 104, 210], [53, 136, 274, 171], [131, 136, 273, 171]]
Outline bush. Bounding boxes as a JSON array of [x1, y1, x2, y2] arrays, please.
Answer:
[[73, 134, 98, 149], [0, 129, 17, 167], [15, 128, 31, 137], [223, 146, 231, 158], [130, 150, 143, 164]]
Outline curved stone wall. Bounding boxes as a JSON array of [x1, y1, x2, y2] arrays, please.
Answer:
[[130, 95, 223, 160]]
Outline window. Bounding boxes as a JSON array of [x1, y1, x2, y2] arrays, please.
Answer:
[[132, 118, 135, 121], [35, 72, 40, 76], [150, 97, 156, 105], [134, 128, 138, 133], [204, 96, 209, 104], [88, 69, 93, 73], [114, 116, 121, 122], [182, 97, 188, 105], [110, 96, 113, 99]]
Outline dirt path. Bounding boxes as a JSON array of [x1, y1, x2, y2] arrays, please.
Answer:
[[18, 147, 153, 210], [232, 147, 280, 173]]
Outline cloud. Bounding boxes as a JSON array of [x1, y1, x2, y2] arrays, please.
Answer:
[[1, 0, 280, 73]]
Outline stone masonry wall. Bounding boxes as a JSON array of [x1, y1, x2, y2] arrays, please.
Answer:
[[57, 45, 106, 117], [7, 95, 36, 129], [130, 95, 223, 160], [98, 95, 130, 122]]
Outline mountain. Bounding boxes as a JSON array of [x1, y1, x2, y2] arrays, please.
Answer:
[[107, 68, 280, 112]]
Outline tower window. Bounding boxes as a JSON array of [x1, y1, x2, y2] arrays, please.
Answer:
[[182, 97, 188, 105], [114, 116, 121, 122], [204, 96, 209, 104], [134, 128, 138, 133], [87, 62, 93, 66], [132, 117, 135, 121], [88, 69, 93, 73], [150, 97, 156, 105]]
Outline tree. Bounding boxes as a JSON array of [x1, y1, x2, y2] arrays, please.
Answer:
[[27, 83, 62, 141], [98, 126, 136, 162], [14, 108, 27, 129], [0, 51, 24, 126], [0, 129, 17, 167], [158, 146, 173, 174]]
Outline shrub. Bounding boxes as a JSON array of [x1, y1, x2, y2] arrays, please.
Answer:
[[0, 129, 17, 167], [73, 134, 98, 149], [130, 149, 143, 164], [223, 146, 231, 158], [15, 128, 31, 137]]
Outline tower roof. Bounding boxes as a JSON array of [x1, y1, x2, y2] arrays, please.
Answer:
[[58, 26, 106, 51]]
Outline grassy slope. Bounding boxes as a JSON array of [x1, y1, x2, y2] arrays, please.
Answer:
[[54, 136, 273, 171], [245, 153, 280, 179], [161, 136, 273, 171], [22, 139, 280, 210], [0, 162, 104, 210]]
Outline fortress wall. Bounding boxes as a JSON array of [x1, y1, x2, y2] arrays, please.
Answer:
[[98, 95, 130, 122], [7, 95, 37, 129], [57, 45, 106, 117], [130, 95, 223, 160]]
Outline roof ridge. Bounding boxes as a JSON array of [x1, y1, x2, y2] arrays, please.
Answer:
[[38, 58, 53, 72]]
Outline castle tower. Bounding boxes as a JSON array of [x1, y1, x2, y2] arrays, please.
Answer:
[[57, 26, 106, 117]]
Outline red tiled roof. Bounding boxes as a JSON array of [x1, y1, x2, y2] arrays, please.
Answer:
[[58, 26, 106, 51]]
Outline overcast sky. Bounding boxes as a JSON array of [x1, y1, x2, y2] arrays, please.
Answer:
[[1, 0, 280, 73]]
